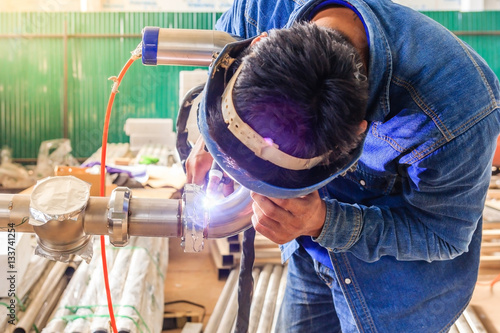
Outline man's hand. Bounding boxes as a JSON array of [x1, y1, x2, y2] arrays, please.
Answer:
[[185, 136, 234, 196], [250, 191, 326, 244], [185, 136, 213, 185]]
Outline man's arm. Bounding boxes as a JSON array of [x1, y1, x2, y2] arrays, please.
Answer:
[[252, 113, 498, 263]]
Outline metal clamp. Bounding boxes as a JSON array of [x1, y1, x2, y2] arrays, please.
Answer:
[[108, 187, 131, 247], [181, 183, 207, 253]]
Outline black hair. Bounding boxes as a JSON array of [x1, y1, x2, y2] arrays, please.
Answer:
[[207, 22, 369, 188]]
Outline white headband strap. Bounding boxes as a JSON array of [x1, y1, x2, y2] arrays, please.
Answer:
[[220, 64, 330, 171]]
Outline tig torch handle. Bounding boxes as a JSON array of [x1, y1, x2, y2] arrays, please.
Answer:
[[206, 161, 224, 197]]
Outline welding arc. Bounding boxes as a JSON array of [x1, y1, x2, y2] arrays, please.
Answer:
[[100, 54, 140, 333]]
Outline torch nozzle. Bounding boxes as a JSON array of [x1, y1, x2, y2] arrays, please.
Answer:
[[206, 161, 224, 198]]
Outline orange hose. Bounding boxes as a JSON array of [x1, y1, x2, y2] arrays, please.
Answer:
[[476, 272, 500, 289], [100, 56, 138, 333]]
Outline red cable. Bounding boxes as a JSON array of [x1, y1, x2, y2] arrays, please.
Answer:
[[100, 56, 138, 333]]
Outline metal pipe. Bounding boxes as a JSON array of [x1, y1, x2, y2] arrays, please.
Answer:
[[462, 306, 488, 333], [270, 264, 288, 333], [155, 28, 236, 66], [205, 186, 253, 239], [14, 261, 69, 333], [256, 265, 283, 333], [81, 196, 113, 236], [455, 315, 474, 333], [0, 190, 250, 239], [205, 269, 239, 333], [128, 197, 180, 238], [1, 194, 33, 233], [0, 178, 252, 259], [216, 276, 239, 333], [248, 264, 274, 333], [0, 193, 14, 225], [32, 267, 71, 330]]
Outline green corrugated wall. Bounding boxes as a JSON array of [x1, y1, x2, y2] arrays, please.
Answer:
[[424, 11, 500, 75], [0, 12, 220, 159], [0, 11, 499, 159]]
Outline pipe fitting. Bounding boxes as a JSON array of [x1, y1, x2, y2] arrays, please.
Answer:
[[181, 183, 207, 253], [107, 187, 131, 247], [181, 183, 253, 253], [0, 177, 253, 261], [29, 176, 93, 263]]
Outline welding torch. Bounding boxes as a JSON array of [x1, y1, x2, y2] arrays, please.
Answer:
[[206, 161, 231, 198]]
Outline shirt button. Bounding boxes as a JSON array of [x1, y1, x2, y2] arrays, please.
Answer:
[[345, 278, 352, 285], [359, 180, 366, 186]]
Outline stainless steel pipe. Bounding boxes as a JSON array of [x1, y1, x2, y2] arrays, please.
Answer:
[[205, 186, 254, 238], [0, 178, 252, 259], [157, 29, 235, 66], [0, 190, 251, 239], [128, 197, 181, 238], [142, 27, 237, 67]]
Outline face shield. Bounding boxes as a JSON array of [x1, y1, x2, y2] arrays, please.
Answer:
[[198, 38, 364, 199]]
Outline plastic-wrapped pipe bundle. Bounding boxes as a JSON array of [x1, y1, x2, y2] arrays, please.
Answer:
[[270, 264, 288, 333], [256, 264, 283, 333], [17, 254, 51, 304], [15, 261, 70, 333], [89, 237, 138, 332], [137, 237, 169, 333], [63, 243, 117, 332], [45, 236, 168, 333], [248, 264, 273, 333], [0, 254, 50, 333], [42, 239, 103, 332], [204, 269, 239, 333], [115, 237, 168, 333], [0, 302, 12, 333], [206, 264, 287, 333]]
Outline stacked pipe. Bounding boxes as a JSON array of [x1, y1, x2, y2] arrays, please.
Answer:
[[450, 306, 489, 333], [40, 236, 169, 333], [204, 264, 491, 333], [0, 252, 54, 333], [205, 263, 288, 333]]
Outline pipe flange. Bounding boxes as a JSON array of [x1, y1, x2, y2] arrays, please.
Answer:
[[107, 187, 131, 247], [181, 183, 207, 252]]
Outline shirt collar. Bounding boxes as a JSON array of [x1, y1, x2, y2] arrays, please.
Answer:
[[289, 0, 392, 121]]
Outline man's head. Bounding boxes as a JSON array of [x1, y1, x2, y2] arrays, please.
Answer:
[[202, 22, 369, 194]]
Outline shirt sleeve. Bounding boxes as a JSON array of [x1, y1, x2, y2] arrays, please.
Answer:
[[215, 0, 248, 37], [314, 113, 499, 263]]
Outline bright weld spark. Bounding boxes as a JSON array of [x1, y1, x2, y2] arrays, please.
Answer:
[[203, 196, 217, 209]]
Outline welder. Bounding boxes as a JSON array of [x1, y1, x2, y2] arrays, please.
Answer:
[[186, 0, 500, 332]]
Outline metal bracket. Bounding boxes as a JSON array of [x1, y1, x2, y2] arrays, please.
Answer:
[[108, 187, 131, 247]]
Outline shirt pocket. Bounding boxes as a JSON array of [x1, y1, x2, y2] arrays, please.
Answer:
[[343, 164, 399, 199]]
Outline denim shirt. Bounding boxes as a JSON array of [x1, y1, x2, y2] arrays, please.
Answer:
[[216, 1, 500, 332]]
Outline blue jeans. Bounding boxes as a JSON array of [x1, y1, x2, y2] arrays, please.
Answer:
[[275, 246, 358, 333]]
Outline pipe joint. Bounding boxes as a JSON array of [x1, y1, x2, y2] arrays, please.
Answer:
[[29, 176, 93, 263], [181, 183, 207, 253], [107, 187, 131, 247]]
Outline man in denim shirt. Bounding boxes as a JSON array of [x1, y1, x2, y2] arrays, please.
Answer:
[[187, 0, 500, 331]]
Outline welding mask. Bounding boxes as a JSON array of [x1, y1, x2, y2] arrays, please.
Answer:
[[198, 38, 364, 199]]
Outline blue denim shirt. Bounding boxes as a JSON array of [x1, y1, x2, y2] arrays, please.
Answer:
[[216, 1, 500, 332]]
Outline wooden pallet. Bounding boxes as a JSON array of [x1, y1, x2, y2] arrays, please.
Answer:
[[482, 201, 500, 269]]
